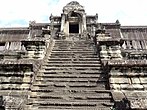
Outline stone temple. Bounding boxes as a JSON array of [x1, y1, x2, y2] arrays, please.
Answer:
[[0, 1, 147, 110]]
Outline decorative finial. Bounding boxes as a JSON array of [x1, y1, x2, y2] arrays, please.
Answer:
[[116, 19, 120, 24]]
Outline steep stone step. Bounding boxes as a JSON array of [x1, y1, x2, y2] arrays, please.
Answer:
[[30, 89, 111, 95], [30, 100, 99, 108], [33, 81, 106, 88], [43, 64, 101, 67], [54, 41, 92, 43], [49, 53, 99, 57], [53, 47, 94, 50], [43, 67, 101, 71], [49, 56, 99, 59], [31, 85, 106, 92], [30, 99, 112, 107], [41, 71, 103, 75], [54, 44, 93, 47], [30, 91, 111, 98], [29, 39, 112, 109], [54, 42, 93, 45], [31, 98, 111, 106], [48, 58, 100, 61], [50, 52, 96, 55], [34, 106, 111, 110], [39, 70, 102, 74], [31, 87, 110, 93], [46, 61, 100, 63], [31, 89, 111, 93], [35, 78, 105, 83], [53, 43, 92, 45], [39, 68, 102, 72], [34, 76, 106, 83], [53, 47, 93, 49], [35, 73, 106, 78], [30, 100, 112, 107], [37, 70, 103, 74], [52, 49, 94, 51]]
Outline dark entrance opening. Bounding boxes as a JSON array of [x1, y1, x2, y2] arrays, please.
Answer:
[[69, 24, 79, 33]]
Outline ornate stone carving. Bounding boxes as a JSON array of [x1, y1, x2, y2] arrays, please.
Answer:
[[63, 1, 84, 14]]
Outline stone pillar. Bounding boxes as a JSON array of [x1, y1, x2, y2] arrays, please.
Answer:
[[82, 14, 87, 32], [64, 21, 69, 37], [79, 23, 81, 34], [60, 14, 65, 32]]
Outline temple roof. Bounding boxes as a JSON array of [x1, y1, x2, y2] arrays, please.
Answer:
[[121, 26, 147, 29], [63, 1, 85, 14]]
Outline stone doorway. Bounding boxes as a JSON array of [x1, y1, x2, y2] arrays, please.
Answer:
[[60, 1, 87, 37], [69, 23, 79, 33]]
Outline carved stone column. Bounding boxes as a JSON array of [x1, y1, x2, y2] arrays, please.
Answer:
[[82, 13, 87, 32], [64, 20, 69, 37], [60, 14, 65, 32]]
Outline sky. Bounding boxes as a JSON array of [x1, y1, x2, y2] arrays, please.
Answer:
[[0, 0, 147, 27]]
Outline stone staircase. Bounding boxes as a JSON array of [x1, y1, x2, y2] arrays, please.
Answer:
[[29, 39, 113, 110]]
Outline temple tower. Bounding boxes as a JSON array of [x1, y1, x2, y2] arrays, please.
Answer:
[[60, 1, 87, 36]]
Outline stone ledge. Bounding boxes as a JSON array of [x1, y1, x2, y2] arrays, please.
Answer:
[[108, 60, 147, 66]]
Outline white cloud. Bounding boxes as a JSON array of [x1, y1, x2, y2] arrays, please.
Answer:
[[0, 0, 147, 27]]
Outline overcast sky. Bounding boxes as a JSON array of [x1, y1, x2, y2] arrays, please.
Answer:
[[0, 0, 147, 27]]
